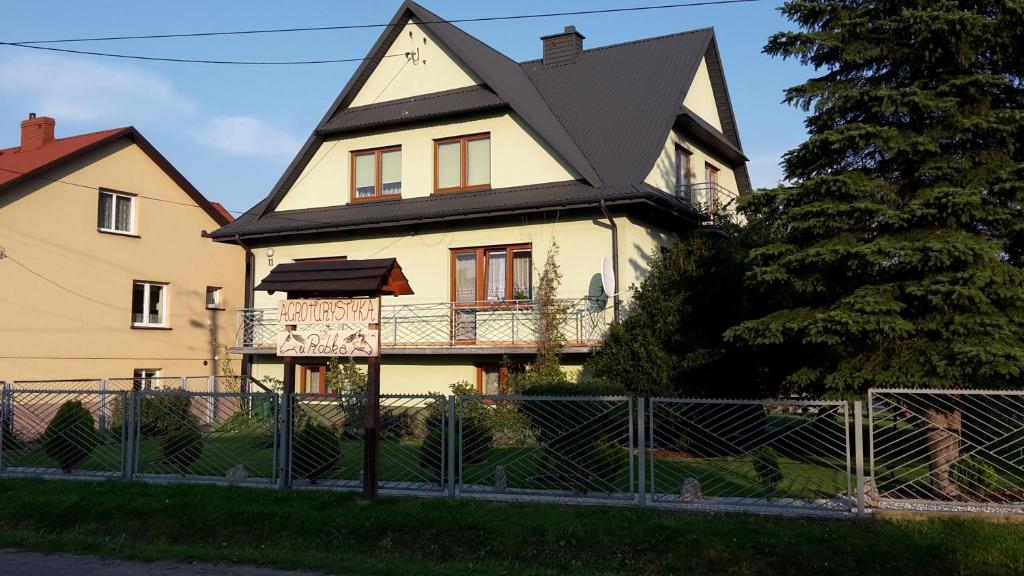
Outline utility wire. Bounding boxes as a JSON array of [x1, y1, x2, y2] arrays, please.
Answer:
[[3, 253, 124, 310], [11, 1, 763, 45], [0, 41, 410, 66]]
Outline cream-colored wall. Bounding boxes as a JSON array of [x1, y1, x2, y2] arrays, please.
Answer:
[[0, 139, 243, 381], [682, 57, 723, 132], [618, 214, 675, 298], [251, 355, 586, 396], [254, 216, 610, 309], [643, 129, 740, 198], [349, 18, 480, 107], [277, 112, 578, 211]]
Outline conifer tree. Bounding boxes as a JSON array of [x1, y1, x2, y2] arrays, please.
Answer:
[[725, 0, 1024, 495]]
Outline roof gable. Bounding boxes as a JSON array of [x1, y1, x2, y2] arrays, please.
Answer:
[[0, 126, 231, 226]]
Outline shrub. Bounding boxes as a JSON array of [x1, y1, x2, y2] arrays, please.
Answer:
[[419, 383, 495, 481], [752, 447, 783, 491], [160, 415, 204, 475], [42, 401, 98, 473], [293, 419, 340, 482], [951, 454, 998, 496], [111, 395, 192, 438], [1, 423, 21, 451]]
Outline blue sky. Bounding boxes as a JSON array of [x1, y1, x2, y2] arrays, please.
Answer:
[[0, 0, 808, 215]]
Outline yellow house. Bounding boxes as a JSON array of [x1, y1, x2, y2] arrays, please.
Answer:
[[0, 115, 243, 383], [210, 1, 750, 394]]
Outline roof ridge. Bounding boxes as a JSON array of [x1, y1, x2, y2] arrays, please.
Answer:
[[518, 27, 713, 64], [0, 126, 128, 154]]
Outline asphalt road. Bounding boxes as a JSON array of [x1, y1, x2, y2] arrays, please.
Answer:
[[0, 550, 326, 576]]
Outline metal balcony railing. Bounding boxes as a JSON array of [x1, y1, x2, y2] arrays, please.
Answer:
[[676, 182, 737, 225], [234, 297, 612, 351]]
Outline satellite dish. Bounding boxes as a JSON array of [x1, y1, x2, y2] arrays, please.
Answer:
[[601, 257, 617, 297]]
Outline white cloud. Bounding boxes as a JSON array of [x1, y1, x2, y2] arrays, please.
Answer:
[[194, 116, 301, 159], [0, 53, 198, 124], [746, 150, 789, 190]]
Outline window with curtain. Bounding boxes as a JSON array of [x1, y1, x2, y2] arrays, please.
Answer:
[[98, 190, 135, 234], [451, 245, 531, 303], [676, 146, 692, 193], [435, 133, 490, 192], [131, 281, 168, 327], [351, 146, 401, 201]]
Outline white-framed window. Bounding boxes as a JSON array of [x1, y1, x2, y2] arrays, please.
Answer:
[[206, 286, 223, 309], [98, 190, 136, 234], [133, 368, 161, 390], [132, 281, 168, 327]]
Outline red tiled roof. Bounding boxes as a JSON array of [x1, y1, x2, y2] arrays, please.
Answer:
[[0, 127, 130, 188]]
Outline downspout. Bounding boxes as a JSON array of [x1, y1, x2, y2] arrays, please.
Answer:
[[235, 235, 256, 382], [599, 200, 620, 323]]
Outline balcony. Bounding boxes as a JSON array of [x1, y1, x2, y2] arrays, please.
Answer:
[[234, 297, 612, 355], [676, 182, 737, 225]]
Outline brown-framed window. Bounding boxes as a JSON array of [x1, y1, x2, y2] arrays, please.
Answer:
[[705, 162, 721, 212], [705, 162, 720, 185], [476, 362, 525, 395], [675, 146, 692, 193], [299, 363, 328, 394], [434, 133, 490, 193], [351, 146, 401, 202], [451, 244, 532, 304]]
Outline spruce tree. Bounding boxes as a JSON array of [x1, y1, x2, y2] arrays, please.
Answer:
[[725, 0, 1024, 495]]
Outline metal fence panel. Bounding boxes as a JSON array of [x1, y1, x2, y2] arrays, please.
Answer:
[[0, 388, 127, 479], [868, 389, 1024, 515], [649, 398, 854, 514], [379, 395, 446, 493], [289, 393, 365, 489], [133, 390, 278, 486], [457, 395, 635, 502]]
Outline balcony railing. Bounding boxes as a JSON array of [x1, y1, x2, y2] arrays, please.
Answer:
[[234, 297, 612, 352], [676, 182, 737, 225]]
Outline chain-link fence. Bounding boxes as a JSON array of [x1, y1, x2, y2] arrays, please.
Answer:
[[7, 377, 1024, 518], [648, 398, 854, 514], [456, 396, 635, 503], [868, 389, 1024, 515]]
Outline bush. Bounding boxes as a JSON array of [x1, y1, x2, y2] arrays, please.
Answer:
[[42, 401, 98, 473], [419, 383, 495, 481], [160, 415, 204, 475], [1, 423, 21, 451], [752, 447, 783, 491], [293, 419, 340, 482], [951, 454, 998, 496], [111, 395, 192, 438]]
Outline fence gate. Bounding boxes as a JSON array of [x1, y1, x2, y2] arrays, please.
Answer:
[[648, 398, 854, 514], [868, 389, 1024, 515]]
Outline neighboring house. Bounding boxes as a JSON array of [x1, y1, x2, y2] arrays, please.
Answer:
[[210, 1, 750, 394], [0, 115, 243, 383]]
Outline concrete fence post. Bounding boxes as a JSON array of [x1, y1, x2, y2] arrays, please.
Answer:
[[207, 375, 217, 426], [125, 390, 137, 480], [278, 394, 292, 489], [854, 400, 866, 515], [637, 397, 646, 507], [0, 381, 8, 472], [447, 396, 456, 498], [98, 378, 109, 433]]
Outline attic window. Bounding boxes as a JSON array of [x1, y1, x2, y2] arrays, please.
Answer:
[[98, 189, 136, 235], [351, 146, 401, 202], [434, 133, 490, 193]]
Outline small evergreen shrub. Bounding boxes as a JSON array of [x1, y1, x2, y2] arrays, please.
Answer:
[[111, 395, 192, 437], [1, 424, 21, 451], [292, 419, 340, 482], [951, 454, 998, 496], [160, 415, 204, 475], [752, 447, 783, 491], [42, 401, 98, 473], [419, 383, 495, 481]]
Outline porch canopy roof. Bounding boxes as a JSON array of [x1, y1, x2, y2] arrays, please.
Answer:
[[255, 258, 413, 298]]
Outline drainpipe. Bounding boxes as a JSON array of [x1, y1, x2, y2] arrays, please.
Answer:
[[235, 235, 256, 382], [599, 200, 620, 323]]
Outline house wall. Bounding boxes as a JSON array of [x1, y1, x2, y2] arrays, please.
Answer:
[[682, 57, 723, 131], [276, 112, 578, 211], [348, 18, 481, 107], [0, 139, 243, 381], [643, 129, 740, 198]]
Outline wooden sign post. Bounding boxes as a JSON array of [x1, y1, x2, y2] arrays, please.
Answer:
[[256, 258, 412, 500]]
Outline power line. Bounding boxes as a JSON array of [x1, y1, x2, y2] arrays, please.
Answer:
[[0, 41, 410, 66], [7, 0, 764, 46], [3, 253, 124, 310]]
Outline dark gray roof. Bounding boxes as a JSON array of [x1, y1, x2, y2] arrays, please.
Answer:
[[319, 85, 506, 136], [210, 180, 698, 240], [214, 0, 748, 242], [256, 258, 412, 297]]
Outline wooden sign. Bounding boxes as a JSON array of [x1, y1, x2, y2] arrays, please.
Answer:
[[277, 298, 380, 325], [276, 328, 379, 357]]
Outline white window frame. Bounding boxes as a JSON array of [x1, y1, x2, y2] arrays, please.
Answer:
[[132, 281, 169, 328], [205, 286, 223, 310], [133, 368, 161, 390], [98, 190, 137, 235]]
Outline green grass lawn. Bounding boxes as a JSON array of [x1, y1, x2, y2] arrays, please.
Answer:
[[0, 478, 1022, 575]]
